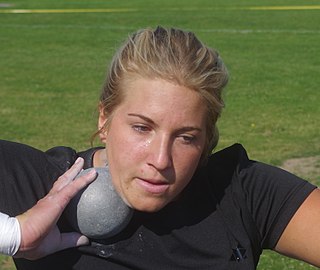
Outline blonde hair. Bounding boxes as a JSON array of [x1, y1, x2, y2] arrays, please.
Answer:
[[98, 26, 228, 163]]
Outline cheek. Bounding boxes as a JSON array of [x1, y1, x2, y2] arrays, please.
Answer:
[[174, 149, 202, 185], [106, 129, 147, 172]]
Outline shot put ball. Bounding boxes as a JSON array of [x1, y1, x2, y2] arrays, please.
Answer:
[[65, 167, 134, 239]]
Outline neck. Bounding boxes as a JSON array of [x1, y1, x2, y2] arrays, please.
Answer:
[[93, 148, 108, 167]]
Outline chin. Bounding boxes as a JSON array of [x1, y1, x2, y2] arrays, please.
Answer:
[[131, 199, 170, 213]]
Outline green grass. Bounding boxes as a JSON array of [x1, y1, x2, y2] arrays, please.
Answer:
[[0, 0, 319, 269]]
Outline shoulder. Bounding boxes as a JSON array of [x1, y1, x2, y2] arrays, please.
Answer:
[[45, 146, 78, 172], [0, 139, 79, 181], [0, 140, 52, 171], [0, 139, 79, 175], [46, 146, 104, 171], [198, 144, 251, 196], [206, 143, 251, 177], [0, 141, 75, 214], [0, 139, 42, 156], [204, 143, 313, 193]]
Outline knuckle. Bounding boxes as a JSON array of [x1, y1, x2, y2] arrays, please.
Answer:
[[58, 174, 69, 182]]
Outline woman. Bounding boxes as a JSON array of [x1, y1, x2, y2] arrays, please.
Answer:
[[1, 26, 320, 269]]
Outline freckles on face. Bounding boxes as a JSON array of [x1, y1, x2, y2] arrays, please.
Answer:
[[103, 78, 207, 212]]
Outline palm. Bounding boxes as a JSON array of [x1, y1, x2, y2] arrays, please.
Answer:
[[15, 158, 96, 260]]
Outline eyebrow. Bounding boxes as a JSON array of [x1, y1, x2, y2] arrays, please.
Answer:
[[128, 113, 155, 125], [127, 113, 203, 132]]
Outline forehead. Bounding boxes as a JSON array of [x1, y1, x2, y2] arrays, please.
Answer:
[[116, 77, 207, 127]]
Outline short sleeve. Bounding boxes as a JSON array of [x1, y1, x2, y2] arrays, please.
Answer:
[[239, 160, 316, 249]]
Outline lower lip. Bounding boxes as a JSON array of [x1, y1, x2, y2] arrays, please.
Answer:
[[135, 178, 169, 195]]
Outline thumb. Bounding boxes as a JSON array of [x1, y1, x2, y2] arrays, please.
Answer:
[[59, 232, 90, 250]]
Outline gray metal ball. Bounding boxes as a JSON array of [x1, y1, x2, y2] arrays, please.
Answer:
[[65, 167, 133, 239]]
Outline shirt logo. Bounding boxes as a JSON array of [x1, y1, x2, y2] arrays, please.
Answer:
[[231, 245, 247, 262]]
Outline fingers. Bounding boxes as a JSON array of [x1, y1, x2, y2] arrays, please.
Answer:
[[53, 157, 85, 192], [58, 169, 97, 207], [59, 233, 90, 251], [14, 159, 97, 260], [51, 158, 97, 200]]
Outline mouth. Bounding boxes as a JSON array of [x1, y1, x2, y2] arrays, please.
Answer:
[[135, 178, 170, 195]]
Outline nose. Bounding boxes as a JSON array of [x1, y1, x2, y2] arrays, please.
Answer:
[[147, 134, 173, 171]]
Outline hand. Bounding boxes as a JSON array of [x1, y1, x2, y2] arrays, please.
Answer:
[[14, 157, 96, 260]]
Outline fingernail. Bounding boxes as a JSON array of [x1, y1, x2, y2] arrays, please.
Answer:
[[77, 235, 89, 246], [75, 157, 83, 164]]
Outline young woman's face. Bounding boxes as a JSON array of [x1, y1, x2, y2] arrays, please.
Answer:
[[100, 78, 207, 212]]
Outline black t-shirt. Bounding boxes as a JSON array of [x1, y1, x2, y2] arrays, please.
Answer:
[[0, 140, 316, 269]]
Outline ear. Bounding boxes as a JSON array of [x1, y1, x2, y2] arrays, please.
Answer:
[[98, 104, 107, 144]]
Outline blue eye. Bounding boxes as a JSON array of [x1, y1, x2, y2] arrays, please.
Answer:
[[132, 124, 150, 133]]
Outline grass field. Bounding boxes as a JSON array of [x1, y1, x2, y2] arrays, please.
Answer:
[[0, 0, 319, 269]]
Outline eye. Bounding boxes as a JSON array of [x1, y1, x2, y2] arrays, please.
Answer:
[[178, 135, 196, 144], [132, 124, 150, 133]]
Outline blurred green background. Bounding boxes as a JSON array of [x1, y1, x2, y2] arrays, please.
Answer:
[[0, 0, 319, 269]]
